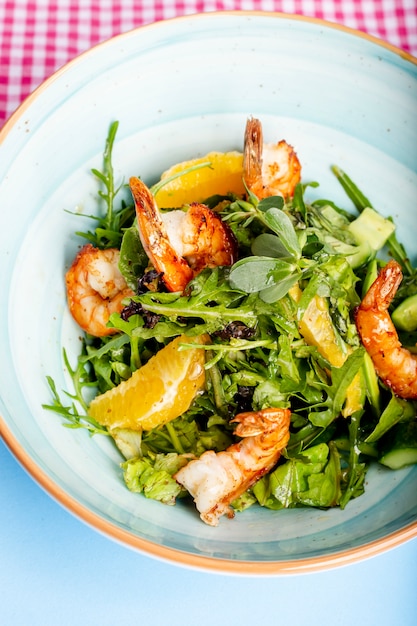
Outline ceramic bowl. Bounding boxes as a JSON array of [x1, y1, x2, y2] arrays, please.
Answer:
[[1, 12, 416, 574]]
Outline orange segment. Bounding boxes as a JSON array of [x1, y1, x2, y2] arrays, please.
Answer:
[[297, 294, 364, 416], [88, 334, 209, 431], [299, 295, 347, 368], [153, 151, 245, 208]]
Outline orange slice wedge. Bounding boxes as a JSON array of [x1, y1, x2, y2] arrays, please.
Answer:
[[88, 334, 209, 431], [153, 151, 245, 208]]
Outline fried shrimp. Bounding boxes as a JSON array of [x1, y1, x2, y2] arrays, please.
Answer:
[[355, 259, 417, 400], [129, 176, 238, 293], [243, 117, 301, 199], [174, 408, 291, 526], [65, 244, 134, 337]]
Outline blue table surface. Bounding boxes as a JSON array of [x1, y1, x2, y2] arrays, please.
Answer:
[[1, 437, 416, 626]]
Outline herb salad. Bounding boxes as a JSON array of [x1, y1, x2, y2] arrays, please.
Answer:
[[45, 120, 417, 523]]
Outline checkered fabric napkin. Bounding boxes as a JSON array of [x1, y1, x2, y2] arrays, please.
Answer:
[[1, 0, 416, 125]]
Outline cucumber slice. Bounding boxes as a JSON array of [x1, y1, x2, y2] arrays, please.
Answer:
[[348, 207, 395, 251], [379, 420, 417, 470], [379, 448, 417, 470], [323, 235, 371, 269], [392, 293, 417, 332]]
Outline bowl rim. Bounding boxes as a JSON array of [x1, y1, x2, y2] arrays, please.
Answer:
[[1, 10, 417, 575], [2, 428, 417, 575], [0, 10, 416, 138]]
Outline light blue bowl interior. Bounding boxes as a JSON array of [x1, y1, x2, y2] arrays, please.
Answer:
[[0, 13, 416, 570]]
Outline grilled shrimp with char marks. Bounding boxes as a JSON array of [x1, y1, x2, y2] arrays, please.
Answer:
[[355, 259, 417, 399], [174, 407, 291, 526], [129, 176, 238, 293], [65, 244, 134, 337], [244, 117, 301, 199]]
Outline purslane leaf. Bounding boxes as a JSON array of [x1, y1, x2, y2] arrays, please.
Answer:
[[229, 256, 299, 295], [262, 208, 302, 259]]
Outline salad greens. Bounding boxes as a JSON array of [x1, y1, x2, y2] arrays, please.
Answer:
[[44, 121, 417, 515]]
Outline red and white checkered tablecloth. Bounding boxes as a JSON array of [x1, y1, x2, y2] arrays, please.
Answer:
[[1, 1, 416, 126]]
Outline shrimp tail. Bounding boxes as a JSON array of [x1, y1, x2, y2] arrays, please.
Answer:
[[360, 262, 403, 312], [129, 176, 194, 292], [243, 117, 301, 199], [243, 117, 263, 189], [355, 260, 417, 399]]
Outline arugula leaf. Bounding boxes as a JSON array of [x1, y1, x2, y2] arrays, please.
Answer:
[[92, 120, 120, 225], [308, 348, 366, 427], [141, 412, 233, 457], [42, 349, 109, 436], [365, 394, 416, 443], [130, 268, 259, 333], [339, 412, 368, 508], [74, 121, 135, 249]]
